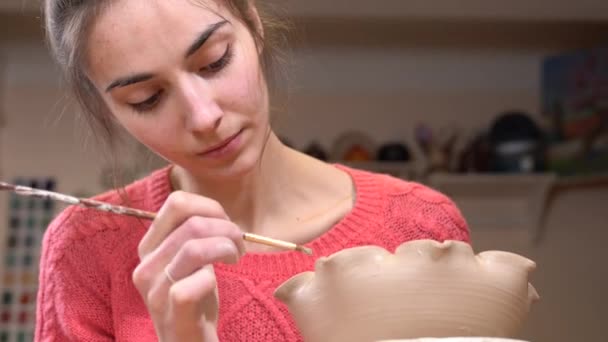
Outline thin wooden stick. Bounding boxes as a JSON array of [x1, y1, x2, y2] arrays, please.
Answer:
[[0, 181, 313, 255]]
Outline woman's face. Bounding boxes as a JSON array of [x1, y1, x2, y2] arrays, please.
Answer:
[[87, 0, 270, 179]]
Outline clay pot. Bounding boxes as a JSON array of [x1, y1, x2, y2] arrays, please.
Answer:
[[274, 239, 539, 342]]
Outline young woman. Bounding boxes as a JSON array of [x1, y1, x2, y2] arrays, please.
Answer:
[[37, 1, 470, 341]]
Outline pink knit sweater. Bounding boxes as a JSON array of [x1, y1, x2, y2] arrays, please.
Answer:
[[34, 164, 470, 341]]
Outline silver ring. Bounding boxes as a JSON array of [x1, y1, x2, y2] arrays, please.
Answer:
[[164, 267, 177, 284]]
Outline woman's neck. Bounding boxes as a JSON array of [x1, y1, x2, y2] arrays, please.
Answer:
[[169, 133, 355, 244], [170, 133, 296, 234]]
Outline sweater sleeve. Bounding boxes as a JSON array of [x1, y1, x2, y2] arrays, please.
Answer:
[[382, 178, 471, 246], [35, 208, 115, 342]]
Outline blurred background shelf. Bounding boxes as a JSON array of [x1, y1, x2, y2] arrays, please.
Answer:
[[427, 172, 557, 235], [340, 160, 608, 245]]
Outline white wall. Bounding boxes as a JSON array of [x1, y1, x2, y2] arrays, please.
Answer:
[[1, 43, 106, 196], [277, 46, 546, 155]]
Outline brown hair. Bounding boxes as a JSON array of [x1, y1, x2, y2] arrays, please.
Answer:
[[44, 0, 291, 157]]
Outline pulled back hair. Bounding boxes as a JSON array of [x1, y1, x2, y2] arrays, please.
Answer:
[[44, 0, 291, 153]]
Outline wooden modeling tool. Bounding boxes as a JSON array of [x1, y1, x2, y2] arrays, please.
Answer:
[[0, 181, 313, 255]]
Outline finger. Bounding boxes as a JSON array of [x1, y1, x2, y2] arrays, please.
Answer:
[[143, 236, 239, 311], [134, 218, 243, 297], [144, 217, 245, 269], [166, 236, 240, 282], [168, 267, 218, 338], [138, 191, 229, 257]]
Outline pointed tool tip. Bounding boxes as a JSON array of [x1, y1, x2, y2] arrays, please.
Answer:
[[0, 182, 15, 190], [297, 246, 314, 256]]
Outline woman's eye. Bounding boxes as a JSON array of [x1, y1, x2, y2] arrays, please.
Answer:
[[200, 45, 233, 74], [128, 91, 162, 113]]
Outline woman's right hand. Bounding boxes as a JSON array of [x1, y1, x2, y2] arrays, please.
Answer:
[[132, 191, 245, 342]]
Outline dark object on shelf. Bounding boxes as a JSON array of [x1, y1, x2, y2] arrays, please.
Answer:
[[414, 124, 433, 157], [488, 111, 547, 173], [303, 142, 328, 161], [331, 131, 376, 161], [458, 132, 492, 173], [415, 123, 459, 174], [344, 145, 372, 161], [377, 142, 411, 161]]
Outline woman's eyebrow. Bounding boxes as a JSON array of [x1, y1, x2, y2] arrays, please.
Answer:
[[184, 20, 229, 59], [105, 20, 229, 92], [106, 73, 154, 92]]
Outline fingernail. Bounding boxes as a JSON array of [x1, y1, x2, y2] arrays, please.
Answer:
[[219, 242, 237, 256]]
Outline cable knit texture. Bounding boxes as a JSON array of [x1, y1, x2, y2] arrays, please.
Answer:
[[34, 164, 470, 342]]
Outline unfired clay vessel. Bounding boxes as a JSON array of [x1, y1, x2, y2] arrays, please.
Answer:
[[274, 239, 539, 342]]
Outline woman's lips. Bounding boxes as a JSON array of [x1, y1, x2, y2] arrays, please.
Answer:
[[197, 129, 243, 158]]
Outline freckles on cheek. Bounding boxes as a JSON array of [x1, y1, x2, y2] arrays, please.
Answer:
[[231, 79, 255, 104], [216, 80, 251, 111], [222, 55, 265, 108]]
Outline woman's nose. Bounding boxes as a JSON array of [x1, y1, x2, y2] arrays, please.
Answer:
[[178, 76, 224, 133]]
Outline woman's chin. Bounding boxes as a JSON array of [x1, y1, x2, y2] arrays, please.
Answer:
[[187, 149, 261, 181]]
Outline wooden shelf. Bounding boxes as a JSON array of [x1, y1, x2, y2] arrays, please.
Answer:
[[425, 173, 558, 236], [554, 172, 608, 189], [337, 162, 587, 243]]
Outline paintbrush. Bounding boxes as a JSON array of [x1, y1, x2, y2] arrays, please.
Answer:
[[0, 181, 313, 255]]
